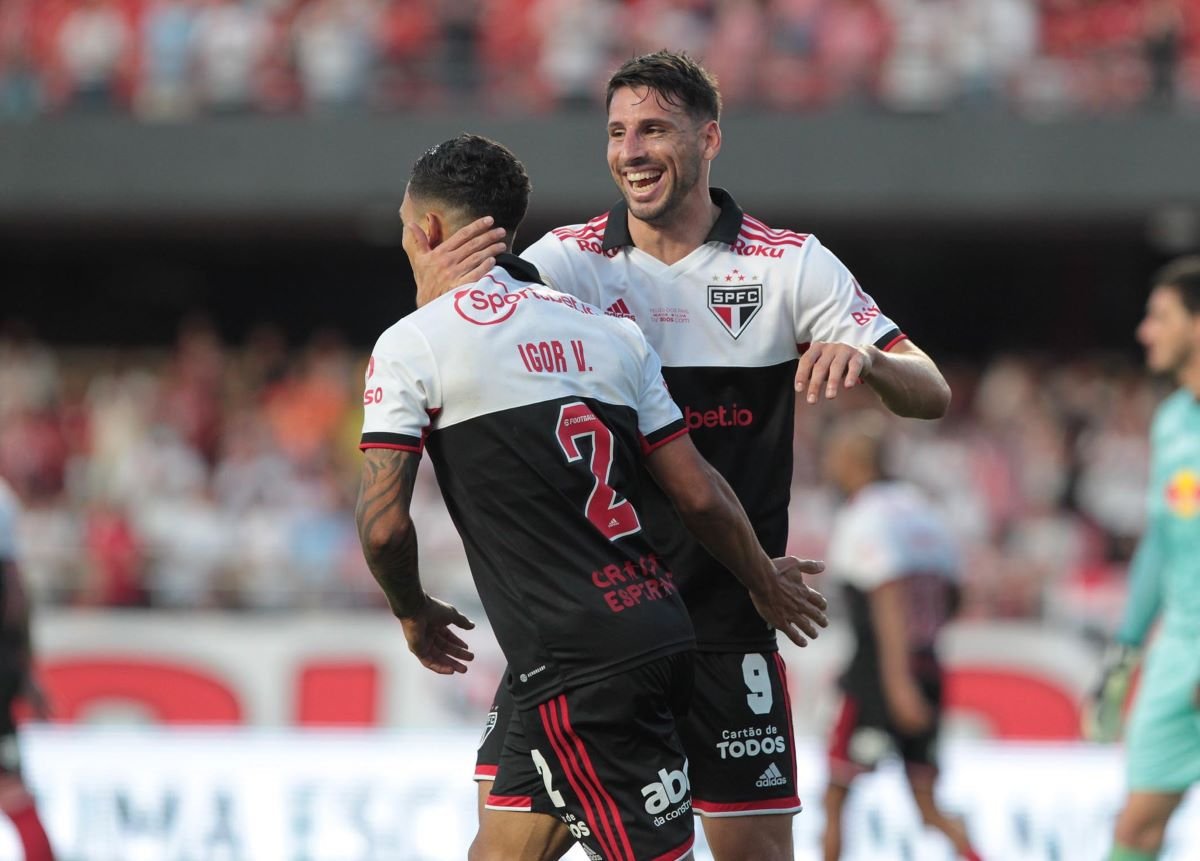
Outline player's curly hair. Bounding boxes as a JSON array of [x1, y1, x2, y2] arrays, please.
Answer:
[[408, 134, 531, 235], [1154, 255, 1200, 314], [606, 51, 722, 123]]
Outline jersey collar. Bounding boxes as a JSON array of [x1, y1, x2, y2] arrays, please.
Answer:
[[496, 251, 545, 285], [600, 187, 743, 251]]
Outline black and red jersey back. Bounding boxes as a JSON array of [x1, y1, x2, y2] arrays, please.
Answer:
[[360, 254, 693, 708]]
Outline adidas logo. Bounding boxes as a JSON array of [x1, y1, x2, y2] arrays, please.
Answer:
[[755, 762, 787, 788], [604, 299, 636, 320]]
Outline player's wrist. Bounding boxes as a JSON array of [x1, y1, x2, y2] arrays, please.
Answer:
[[392, 590, 431, 620]]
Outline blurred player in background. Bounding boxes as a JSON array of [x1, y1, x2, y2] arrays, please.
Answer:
[[1085, 256, 1200, 861], [0, 477, 55, 861], [819, 412, 982, 861], [356, 133, 829, 861], [408, 51, 951, 861]]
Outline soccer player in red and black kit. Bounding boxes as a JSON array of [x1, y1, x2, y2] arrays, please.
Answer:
[[0, 478, 56, 861], [356, 134, 829, 861], [409, 52, 951, 861]]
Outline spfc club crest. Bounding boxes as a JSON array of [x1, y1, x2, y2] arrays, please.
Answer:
[[707, 283, 762, 339], [478, 708, 499, 749]]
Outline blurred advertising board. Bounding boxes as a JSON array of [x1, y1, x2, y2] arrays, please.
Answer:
[[8, 728, 1200, 861], [34, 612, 1097, 740]]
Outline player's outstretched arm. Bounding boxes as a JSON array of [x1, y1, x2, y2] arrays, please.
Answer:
[[796, 339, 950, 419], [644, 437, 829, 647], [406, 215, 507, 303], [356, 448, 475, 674]]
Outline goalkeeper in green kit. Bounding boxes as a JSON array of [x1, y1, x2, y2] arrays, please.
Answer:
[[1084, 256, 1200, 861]]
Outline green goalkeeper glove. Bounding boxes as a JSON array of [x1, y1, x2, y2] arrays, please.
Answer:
[[1081, 643, 1139, 743]]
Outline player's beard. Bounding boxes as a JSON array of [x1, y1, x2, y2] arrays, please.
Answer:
[[622, 143, 704, 228]]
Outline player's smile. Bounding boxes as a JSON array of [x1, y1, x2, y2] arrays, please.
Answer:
[[622, 167, 666, 203]]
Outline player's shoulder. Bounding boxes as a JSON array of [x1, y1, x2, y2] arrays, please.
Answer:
[[526, 212, 615, 262], [1151, 388, 1195, 435], [736, 211, 812, 252], [370, 312, 423, 355], [546, 211, 611, 246]]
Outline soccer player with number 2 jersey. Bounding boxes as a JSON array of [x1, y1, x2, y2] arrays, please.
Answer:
[[357, 133, 830, 861], [408, 52, 951, 861]]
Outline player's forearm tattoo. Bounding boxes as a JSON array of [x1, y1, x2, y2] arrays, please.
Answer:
[[356, 449, 425, 617]]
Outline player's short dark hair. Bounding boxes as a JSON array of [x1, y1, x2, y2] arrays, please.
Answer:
[[408, 134, 531, 234], [1153, 255, 1200, 314], [606, 51, 722, 123]]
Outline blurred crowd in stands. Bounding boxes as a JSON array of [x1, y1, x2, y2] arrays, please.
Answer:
[[0, 320, 1155, 635], [0, 0, 1198, 121]]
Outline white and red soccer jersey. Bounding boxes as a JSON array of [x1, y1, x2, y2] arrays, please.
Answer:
[[360, 254, 694, 708], [521, 188, 906, 650], [826, 481, 961, 690]]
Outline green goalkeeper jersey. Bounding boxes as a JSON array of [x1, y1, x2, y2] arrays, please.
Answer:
[[1118, 388, 1200, 645]]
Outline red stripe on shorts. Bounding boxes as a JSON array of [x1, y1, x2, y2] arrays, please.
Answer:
[[539, 697, 624, 861], [557, 695, 636, 861]]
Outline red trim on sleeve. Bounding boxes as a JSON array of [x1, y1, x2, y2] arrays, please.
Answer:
[[359, 443, 423, 453], [640, 426, 689, 455], [880, 333, 909, 352], [473, 764, 498, 781]]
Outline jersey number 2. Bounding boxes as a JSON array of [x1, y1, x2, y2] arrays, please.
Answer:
[[555, 402, 642, 542]]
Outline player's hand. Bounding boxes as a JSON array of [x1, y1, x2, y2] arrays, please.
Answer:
[[887, 680, 934, 735], [795, 342, 875, 404], [406, 215, 507, 304], [1081, 643, 1139, 742], [751, 557, 829, 648], [397, 594, 476, 675]]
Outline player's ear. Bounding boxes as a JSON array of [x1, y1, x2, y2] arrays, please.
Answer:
[[701, 119, 721, 163], [424, 212, 445, 248]]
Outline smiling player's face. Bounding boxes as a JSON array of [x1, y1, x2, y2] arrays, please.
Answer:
[[606, 86, 715, 228]]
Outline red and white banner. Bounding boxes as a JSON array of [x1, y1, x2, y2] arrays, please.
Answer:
[[31, 611, 1098, 740]]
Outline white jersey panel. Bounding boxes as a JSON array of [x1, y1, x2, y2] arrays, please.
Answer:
[[827, 482, 961, 592], [361, 323, 440, 447], [364, 270, 683, 444]]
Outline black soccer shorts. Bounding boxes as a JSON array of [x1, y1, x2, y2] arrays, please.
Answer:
[[477, 650, 802, 820], [518, 650, 695, 861], [827, 671, 944, 787], [475, 677, 558, 814], [677, 650, 802, 817]]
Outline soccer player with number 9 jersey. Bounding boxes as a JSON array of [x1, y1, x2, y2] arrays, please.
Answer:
[[410, 52, 951, 861], [357, 134, 829, 861]]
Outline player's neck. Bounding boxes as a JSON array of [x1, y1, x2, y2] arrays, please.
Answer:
[[627, 195, 720, 266], [1178, 357, 1200, 398]]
